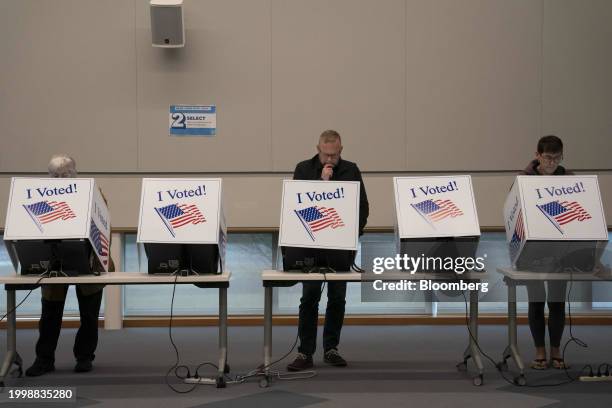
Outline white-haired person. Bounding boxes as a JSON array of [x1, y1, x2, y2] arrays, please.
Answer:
[[26, 154, 114, 377]]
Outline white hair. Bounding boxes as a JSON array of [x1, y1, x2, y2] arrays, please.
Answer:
[[48, 154, 77, 178]]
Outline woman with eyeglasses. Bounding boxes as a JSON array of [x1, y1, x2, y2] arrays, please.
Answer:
[[519, 135, 571, 370]]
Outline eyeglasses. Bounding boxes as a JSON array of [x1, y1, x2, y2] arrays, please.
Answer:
[[539, 154, 563, 164]]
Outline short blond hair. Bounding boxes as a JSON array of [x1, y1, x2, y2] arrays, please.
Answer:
[[319, 129, 341, 144]]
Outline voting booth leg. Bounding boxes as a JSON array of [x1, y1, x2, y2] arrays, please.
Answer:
[[458, 290, 484, 386], [0, 289, 23, 388], [216, 287, 228, 388], [184, 285, 230, 387], [500, 282, 526, 385], [261, 286, 273, 388], [468, 290, 484, 384]]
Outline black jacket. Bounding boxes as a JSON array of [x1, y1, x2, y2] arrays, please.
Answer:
[[293, 154, 369, 235]]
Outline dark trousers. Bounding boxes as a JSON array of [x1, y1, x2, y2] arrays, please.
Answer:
[[35, 286, 103, 364], [527, 281, 567, 348], [297, 281, 347, 356]]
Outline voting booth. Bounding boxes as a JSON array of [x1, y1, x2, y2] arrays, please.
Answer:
[[279, 180, 360, 271], [3, 178, 111, 276], [503, 175, 608, 271], [393, 176, 481, 272], [137, 178, 226, 275]]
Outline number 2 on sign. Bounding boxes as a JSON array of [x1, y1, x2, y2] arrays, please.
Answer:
[[171, 113, 186, 128]]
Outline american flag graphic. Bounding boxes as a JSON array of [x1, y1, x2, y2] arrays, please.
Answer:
[[536, 200, 591, 234], [89, 220, 109, 266], [411, 199, 463, 227], [155, 203, 206, 237], [23, 201, 76, 232], [295, 206, 345, 241], [509, 210, 525, 262]]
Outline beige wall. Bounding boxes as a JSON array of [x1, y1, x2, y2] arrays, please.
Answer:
[[1, 0, 611, 227]]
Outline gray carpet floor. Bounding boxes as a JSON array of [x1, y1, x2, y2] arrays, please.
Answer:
[[1, 324, 612, 407]]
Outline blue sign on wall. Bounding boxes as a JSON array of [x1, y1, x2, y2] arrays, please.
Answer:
[[169, 105, 216, 136]]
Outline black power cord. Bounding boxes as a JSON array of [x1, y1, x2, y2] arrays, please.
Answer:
[[454, 265, 593, 388], [259, 269, 328, 372], [350, 250, 364, 273], [457, 287, 522, 387], [165, 273, 198, 394], [556, 267, 588, 384], [164, 252, 232, 390], [0, 275, 47, 322], [227, 266, 331, 384], [164, 273, 219, 393]]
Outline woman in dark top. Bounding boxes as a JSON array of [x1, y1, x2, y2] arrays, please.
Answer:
[[519, 135, 571, 370]]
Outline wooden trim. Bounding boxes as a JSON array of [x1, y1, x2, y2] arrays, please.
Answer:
[[0, 319, 99, 330], [479, 226, 506, 232], [5, 314, 612, 329], [109, 227, 140, 233], [120, 314, 612, 326]]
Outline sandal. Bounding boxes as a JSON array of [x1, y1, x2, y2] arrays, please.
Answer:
[[550, 358, 570, 370], [530, 359, 549, 370]]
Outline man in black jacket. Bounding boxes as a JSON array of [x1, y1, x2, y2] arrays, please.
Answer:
[[287, 130, 369, 371]]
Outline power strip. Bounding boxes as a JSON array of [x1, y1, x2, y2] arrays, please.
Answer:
[[579, 375, 612, 382], [184, 377, 217, 385]]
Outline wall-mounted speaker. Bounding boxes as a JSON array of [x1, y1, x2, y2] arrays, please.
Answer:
[[150, 0, 185, 48]]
